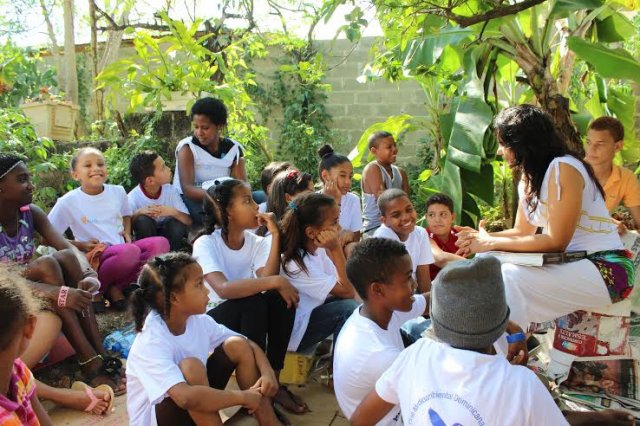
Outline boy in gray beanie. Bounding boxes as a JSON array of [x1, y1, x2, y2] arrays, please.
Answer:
[[351, 256, 570, 426]]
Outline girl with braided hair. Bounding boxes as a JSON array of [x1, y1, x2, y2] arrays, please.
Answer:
[[192, 178, 308, 418], [127, 252, 282, 425]]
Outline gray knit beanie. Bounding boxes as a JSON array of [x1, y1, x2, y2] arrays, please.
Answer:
[[430, 255, 510, 349]]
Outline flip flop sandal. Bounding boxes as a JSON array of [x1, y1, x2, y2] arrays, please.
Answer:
[[71, 381, 115, 415]]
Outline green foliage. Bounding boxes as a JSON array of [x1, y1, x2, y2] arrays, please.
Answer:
[[0, 108, 71, 209], [97, 12, 271, 185], [0, 41, 58, 107], [253, 37, 338, 180], [333, 0, 640, 225]]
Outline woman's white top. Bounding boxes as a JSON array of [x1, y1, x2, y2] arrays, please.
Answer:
[[173, 136, 242, 194], [519, 155, 622, 252]]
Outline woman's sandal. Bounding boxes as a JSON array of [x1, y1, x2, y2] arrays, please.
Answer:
[[274, 385, 310, 414], [71, 381, 114, 415]]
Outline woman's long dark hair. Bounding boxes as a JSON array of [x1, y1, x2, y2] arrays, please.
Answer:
[[280, 192, 336, 276], [494, 104, 603, 210]]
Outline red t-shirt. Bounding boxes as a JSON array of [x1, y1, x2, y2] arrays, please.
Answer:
[[426, 227, 458, 280]]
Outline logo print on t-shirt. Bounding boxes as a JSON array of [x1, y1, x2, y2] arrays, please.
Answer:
[[81, 216, 89, 224], [429, 408, 463, 426]]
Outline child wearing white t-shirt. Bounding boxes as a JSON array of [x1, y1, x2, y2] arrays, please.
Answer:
[[280, 192, 358, 354], [128, 151, 192, 251], [192, 178, 309, 417], [317, 144, 362, 255], [373, 189, 434, 293], [48, 148, 169, 310], [351, 256, 563, 426], [126, 252, 281, 426], [334, 238, 428, 425]]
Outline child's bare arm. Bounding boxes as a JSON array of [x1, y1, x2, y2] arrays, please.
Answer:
[[319, 230, 356, 299], [153, 205, 192, 226], [31, 393, 53, 426], [351, 390, 395, 426], [122, 216, 132, 243], [415, 264, 431, 294], [362, 163, 385, 196], [255, 213, 280, 277], [167, 382, 258, 413], [204, 273, 299, 308], [247, 340, 278, 397]]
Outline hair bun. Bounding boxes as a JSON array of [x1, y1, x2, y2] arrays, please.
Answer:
[[318, 144, 335, 159]]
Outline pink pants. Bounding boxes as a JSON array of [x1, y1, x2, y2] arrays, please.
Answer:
[[97, 237, 169, 292]]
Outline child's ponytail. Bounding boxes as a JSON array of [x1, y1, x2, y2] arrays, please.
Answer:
[[132, 252, 198, 332], [280, 192, 336, 276]]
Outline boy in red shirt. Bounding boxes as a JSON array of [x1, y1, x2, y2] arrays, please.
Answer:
[[425, 193, 459, 280]]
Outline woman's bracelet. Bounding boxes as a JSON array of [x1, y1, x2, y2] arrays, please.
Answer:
[[58, 286, 70, 308]]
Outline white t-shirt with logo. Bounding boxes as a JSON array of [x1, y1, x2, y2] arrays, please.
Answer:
[[340, 192, 363, 232], [126, 311, 240, 426], [375, 338, 569, 426], [128, 184, 189, 223], [373, 225, 435, 276], [334, 295, 427, 425], [193, 229, 271, 308], [282, 249, 338, 351], [48, 184, 132, 245]]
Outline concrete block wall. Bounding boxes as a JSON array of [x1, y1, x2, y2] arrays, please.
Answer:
[[316, 38, 428, 164]]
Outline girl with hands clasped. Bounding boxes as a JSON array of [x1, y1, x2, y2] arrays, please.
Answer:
[[192, 179, 304, 421], [280, 192, 359, 362], [455, 105, 633, 330], [126, 253, 283, 426]]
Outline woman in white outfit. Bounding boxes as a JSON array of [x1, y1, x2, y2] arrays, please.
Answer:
[[457, 105, 634, 329], [174, 97, 246, 226]]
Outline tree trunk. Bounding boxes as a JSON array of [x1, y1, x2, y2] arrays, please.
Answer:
[[39, 0, 63, 85], [511, 45, 584, 155], [63, 0, 78, 105]]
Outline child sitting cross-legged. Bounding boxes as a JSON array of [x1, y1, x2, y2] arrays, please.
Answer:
[[128, 151, 192, 252], [351, 256, 636, 426], [126, 252, 283, 426]]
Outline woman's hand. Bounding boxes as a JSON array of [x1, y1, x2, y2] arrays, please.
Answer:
[[257, 212, 279, 236], [455, 220, 493, 256]]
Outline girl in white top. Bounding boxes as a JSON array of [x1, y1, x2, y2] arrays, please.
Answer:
[[457, 105, 634, 329], [173, 98, 246, 225], [317, 144, 363, 255], [361, 132, 409, 235], [280, 192, 359, 353], [126, 252, 281, 426], [191, 179, 309, 417], [48, 148, 169, 310]]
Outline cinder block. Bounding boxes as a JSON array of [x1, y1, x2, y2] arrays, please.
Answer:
[[328, 92, 356, 104]]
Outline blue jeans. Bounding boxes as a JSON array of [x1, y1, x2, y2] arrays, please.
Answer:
[[401, 317, 431, 342], [297, 298, 358, 353]]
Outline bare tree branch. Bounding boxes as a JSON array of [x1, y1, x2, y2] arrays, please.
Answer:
[[431, 0, 546, 27]]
